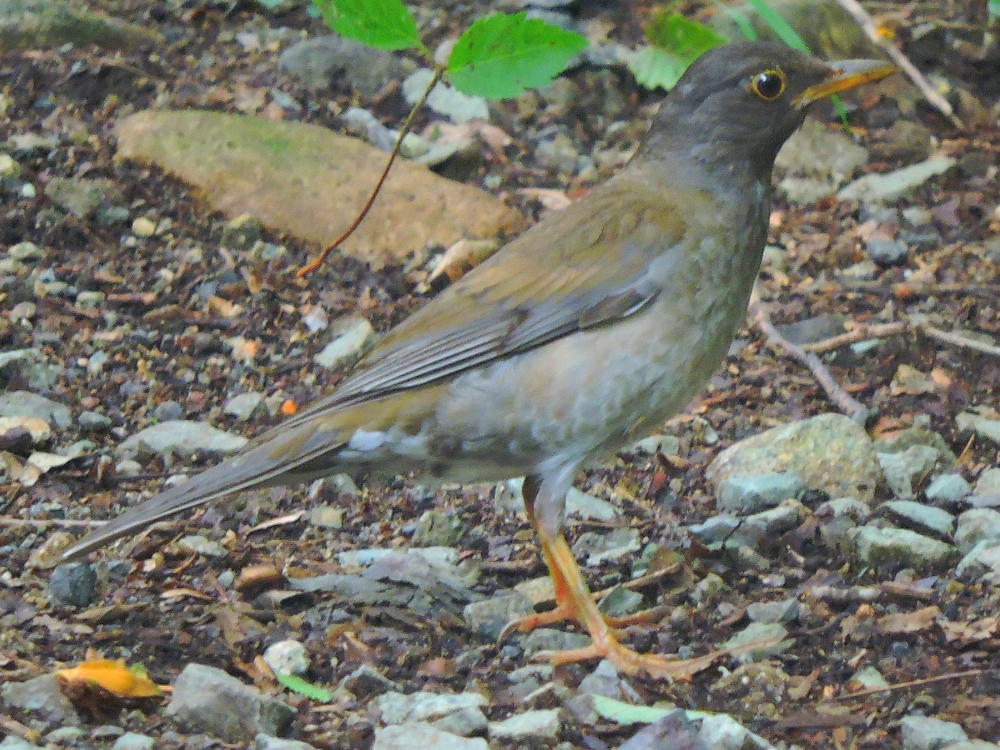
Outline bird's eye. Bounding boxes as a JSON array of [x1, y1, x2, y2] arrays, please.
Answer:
[[750, 69, 786, 101]]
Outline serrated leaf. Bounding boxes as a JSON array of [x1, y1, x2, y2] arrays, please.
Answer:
[[277, 673, 333, 701], [312, 0, 421, 51], [645, 12, 728, 60], [626, 46, 688, 91], [448, 12, 588, 99]]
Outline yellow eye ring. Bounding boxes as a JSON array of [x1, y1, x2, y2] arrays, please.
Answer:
[[750, 69, 786, 101]]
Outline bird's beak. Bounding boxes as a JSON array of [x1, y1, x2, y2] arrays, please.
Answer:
[[794, 58, 899, 108]]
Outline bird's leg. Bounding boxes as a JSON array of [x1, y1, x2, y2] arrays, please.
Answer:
[[498, 477, 659, 642], [530, 525, 687, 680]]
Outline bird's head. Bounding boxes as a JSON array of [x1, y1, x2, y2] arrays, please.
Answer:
[[641, 41, 897, 177]]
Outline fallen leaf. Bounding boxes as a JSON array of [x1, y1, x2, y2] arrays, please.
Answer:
[[878, 605, 941, 634], [57, 659, 163, 699]]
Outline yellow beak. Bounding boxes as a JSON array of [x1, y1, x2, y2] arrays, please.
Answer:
[[794, 58, 899, 108]]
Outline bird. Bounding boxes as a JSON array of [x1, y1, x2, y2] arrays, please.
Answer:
[[59, 42, 896, 679]]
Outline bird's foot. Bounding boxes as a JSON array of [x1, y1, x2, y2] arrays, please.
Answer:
[[498, 602, 668, 643], [532, 633, 690, 681]]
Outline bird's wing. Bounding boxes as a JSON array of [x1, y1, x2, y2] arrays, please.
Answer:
[[285, 175, 693, 428]]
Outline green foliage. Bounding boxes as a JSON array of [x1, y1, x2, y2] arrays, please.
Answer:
[[645, 11, 728, 59], [740, 0, 808, 52], [990, 0, 1000, 17], [628, 11, 727, 90], [447, 12, 588, 99], [312, 0, 422, 51], [277, 673, 333, 701]]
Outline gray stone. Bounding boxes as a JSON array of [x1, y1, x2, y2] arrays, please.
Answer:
[[176, 535, 226, 557], [373, 722, 487, 750], [850, 666, 889, 691], [925, 473, 973, 503], [572, 527, 641, 566], [166, 663, 295, 743], [45, 176, 123, 219], [308, 505, 343, 529], [340, 664, 397, 700], [707, 413, 882, 503], [597, 585, 644, 617], [958, 412, 1000, 445], [430, 707, 488, 737], [954, 541, 1000, 585], [943, 742, 1000, 750], [866, 238, 909, 266], [521, 628, 590, 658], [0, 738, 42, 750], [741, 499, 808, 544], [536, 132, 579, 175], [838, 156, 956, 203], [489, 709, 561, 740], [566, 487, 617, 521], [403, 69, 489, 124], [882, 500, 954, 536], [224, 392, 264, 421], [463, 591, 534, 640], [975, 468, 1000, 495], [1, 673, 79, 725], [253, 734, 318, 750], [78, 410, 112, 432], [44, 727, 84, 743], [313, 316, 374, 370], [853, 526, 958, 572], [818, 497, 871, 521], [688, 514, 741, 545], [577, 660, 640, 703], [111, 734, 156, 750], [872, 120, 933, 162], [746, 599, 801, 624], [873, 425, 956, 464], [262, 640, 309, 677], [120, 420, 248, 457], [716, 472, 805, 514], [152, 400, 184, 421], [48, 563, 96, 606], [776, 118, 869, 202], [721, 622, 791, 662], [376, 690, 488, 725], [278, 36, 416, 98], [691, 573, 728, 605], [900, 714, 967, 750], [412, 510, 464, 547], [0, 391, 71, 428], [879, 445, 940, 498], [630, 433, 681, 455], [955, 508, 1000, 554], [8, 242, 42, 261]]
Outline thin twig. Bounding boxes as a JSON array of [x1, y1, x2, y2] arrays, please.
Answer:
[[922, 325, 1000, 357], [835, 668, 984, 700], [297, 66, 446, 278], [831, 0, 963, 128], [749, 289, 869, 422], [803, 321, 908, 353], [0, 517, 106, 528]]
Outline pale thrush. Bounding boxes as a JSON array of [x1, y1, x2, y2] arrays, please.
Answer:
[[61, 42, 896, 678]]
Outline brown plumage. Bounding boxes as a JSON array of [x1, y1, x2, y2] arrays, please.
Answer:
[[60, 42, 895, 678]]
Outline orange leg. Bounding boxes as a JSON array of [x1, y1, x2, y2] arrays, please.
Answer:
[[498, 478, 686, 679]]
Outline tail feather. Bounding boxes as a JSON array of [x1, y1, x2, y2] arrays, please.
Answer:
[[59, 418, 345, 563]]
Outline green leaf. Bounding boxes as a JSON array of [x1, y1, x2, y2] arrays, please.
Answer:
[[990, 0, 1000, 17], [312, 0, 422, 51], [712, 0, 758, 41], [277, 673, 333, 702], [741, 0, 808, 51], [591, 695, 675, 725], [447, 12, 588, 99], [625, 46, 688, 91], [645, 12, 728, 60]]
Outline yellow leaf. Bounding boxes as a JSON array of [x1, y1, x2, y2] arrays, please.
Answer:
[[56, 659, 163, 698]]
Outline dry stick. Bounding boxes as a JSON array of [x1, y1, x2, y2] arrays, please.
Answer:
[[831, 0, 963, 128], [802, 321, 908, 353], [0, 517, 105, 528], [749, 290, 869, 421], [296, 66, 446, 278], [835, 668, 984, 700], [922, 325, 1000, 357]]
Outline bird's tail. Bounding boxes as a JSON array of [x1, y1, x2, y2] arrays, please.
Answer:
[[58, 414, 348, 563]]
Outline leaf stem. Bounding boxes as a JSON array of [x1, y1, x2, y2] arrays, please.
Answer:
[[297, 65, 445, 278]]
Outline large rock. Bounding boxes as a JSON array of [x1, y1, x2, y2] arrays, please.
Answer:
[[119, 420, 248, 457], [853, 527, 958, 572], [166, 664, 295, 742], [1, 0, 160, 51], [707, 414, 882, 503], [115, 111, 525, 268], [278, 35, 416, 97], [1, 674, 80, 726]]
